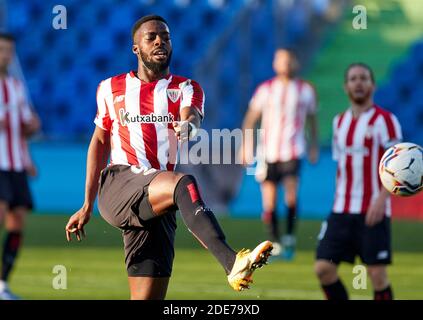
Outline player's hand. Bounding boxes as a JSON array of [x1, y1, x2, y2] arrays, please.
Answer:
[[65, 207, 91, 242], [23, 114, 41, 136], [365, 196, 386, 227], [172, 121, 190, 142], [308, 145, 319, 165], [26, 163, 38, 177]]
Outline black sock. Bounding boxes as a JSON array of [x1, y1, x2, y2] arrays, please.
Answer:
[[374, 285, 393, 300], [174, 175, 236, 274], [322, 279, 349, 300], [262, 210, 279, 242], [1, 231, 22, 281], [286, 205, 296, 235]]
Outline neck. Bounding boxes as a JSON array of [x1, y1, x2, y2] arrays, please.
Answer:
[[137, 63, 169, 83], [0, 68, 8, 79], [351, 99, 373, 117], [276, 74, 291, 84]]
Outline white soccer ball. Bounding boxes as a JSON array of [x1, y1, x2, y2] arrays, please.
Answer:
[[379, 142, 423, 196]]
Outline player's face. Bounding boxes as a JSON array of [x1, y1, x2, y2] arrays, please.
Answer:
[[273, 50, 295, 78], [344, 66, 375, 104], [0, 39, 14, 71], [133, 20, 172, 74]]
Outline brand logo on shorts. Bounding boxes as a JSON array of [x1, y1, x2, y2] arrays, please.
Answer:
[[119, 108, 175, 126], [166, 89, 181, 103], [377, 250, 388, 260]]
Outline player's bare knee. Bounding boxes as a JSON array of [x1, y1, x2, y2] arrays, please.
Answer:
[[367, 266, 388, 289], [315, 261, 337, 283]]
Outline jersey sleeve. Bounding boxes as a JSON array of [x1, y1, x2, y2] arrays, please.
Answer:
[[378, 112, 403, 149], [302, 82, 317, 115], [94, 80, 112, 131], [179, 79, 205, 118], [248, 84, 267, 112], [332, 115, 340, 161]]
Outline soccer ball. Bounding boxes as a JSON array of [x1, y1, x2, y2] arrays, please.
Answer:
[[379, 142, 423, 196]]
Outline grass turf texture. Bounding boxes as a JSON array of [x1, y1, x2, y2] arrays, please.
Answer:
[[2, 214, 423, 300]]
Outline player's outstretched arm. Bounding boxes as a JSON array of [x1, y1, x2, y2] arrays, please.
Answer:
[[65, 126, 110, 241]]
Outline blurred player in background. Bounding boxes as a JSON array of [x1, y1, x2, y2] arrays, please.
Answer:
[[240, 48, 319, 260], [65, 15, 272, 300], [314, 63, 402, 300], [0, 32, 40, 300]]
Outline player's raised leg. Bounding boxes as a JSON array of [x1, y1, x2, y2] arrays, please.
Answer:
[[147, 171, 273, 292], [367, 265, 393, 300], [314, 259, 348, 300]]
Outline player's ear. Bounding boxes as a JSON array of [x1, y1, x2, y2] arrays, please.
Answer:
[[132, 45, 139, 56]]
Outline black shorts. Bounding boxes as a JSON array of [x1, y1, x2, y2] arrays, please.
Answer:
[[98, 165, 176, 278], [264, 160, 301, 183], [316, 213, 391, 265], [0, 170, 33, 210]]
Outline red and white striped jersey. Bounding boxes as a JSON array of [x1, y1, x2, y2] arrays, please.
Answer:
[[332, 105, 402, 216], [94, 71, 205, 171], [250, 77, 317, 162], [0, 76, 33, 172]]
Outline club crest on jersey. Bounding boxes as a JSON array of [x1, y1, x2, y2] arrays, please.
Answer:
[[167, 89, 181, 103]]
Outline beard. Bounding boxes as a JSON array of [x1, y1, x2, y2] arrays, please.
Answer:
[[140, 50, 172, 74], [348, 89, 372, 105]]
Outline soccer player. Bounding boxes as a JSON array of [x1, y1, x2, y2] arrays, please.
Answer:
[[0, 32, 40, 300], [240, 48, 319, 260], [314, 63, 402, 300], [64, 15, 272, 300]]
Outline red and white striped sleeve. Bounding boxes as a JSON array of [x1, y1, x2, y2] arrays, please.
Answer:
[[249, 83, 268, 112], [94, 80, 112, 131], [378, 111, 402, 149], [302, 82, 317, 115], [180, 79, 205, 118]]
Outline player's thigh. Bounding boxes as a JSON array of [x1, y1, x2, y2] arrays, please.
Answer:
[[260, 181, 278, 210], [128, 276, 170, 300], [147, 171, 185, 215], [5, 206, 28, 231]]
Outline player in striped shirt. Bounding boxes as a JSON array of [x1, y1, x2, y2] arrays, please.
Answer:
[[64, 15, 272, 299], [240, 49, 319, 260], [0, 32, 40, 300], [314, 63, 402, 300]]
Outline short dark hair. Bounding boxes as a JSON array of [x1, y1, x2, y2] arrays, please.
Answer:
[[131, 15, 168, 41], [0, 32, 15, 43], [344, 62, 375, 83]]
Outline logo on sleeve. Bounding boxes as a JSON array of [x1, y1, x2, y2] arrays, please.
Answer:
[[166, 89, 181, 103]]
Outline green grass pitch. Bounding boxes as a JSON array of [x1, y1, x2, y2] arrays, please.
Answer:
[[3, 214, 423, 300]]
